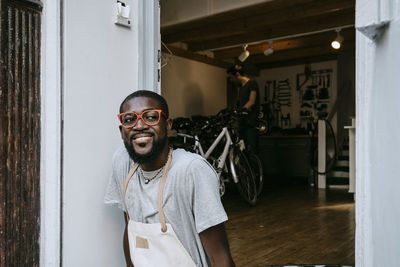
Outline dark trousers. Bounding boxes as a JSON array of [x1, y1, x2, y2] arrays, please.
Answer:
[[240, 126, 259, 154]]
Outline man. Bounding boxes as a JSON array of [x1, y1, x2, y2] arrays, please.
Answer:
[[227, 65, 260, 153], [104, 90, 235, 267]]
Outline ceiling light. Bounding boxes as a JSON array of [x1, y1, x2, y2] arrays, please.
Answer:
[[238, 44, 250, 62], [263, 41, 274, 56], [331, 29, 343, 50]]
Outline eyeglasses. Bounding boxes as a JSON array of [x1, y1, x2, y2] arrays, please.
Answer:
[[118, 109, 167, 128]]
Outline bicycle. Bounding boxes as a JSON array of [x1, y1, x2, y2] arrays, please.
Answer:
[[227, 109, 264, 197], [171, 111, 258, 206]]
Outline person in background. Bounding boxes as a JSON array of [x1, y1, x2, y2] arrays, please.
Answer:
[[104, 90, 235, 267], [227, 64, 260, 153]]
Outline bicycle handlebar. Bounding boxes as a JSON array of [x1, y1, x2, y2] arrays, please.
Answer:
[[233, 108, 249, 116], [217, 108, 249, 118], [173, 108, 247, 136]]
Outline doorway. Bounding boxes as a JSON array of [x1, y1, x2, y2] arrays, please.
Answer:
[[160, 0, 356, 266]]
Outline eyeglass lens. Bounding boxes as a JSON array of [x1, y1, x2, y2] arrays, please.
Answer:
[[120, 110, 160, 127]]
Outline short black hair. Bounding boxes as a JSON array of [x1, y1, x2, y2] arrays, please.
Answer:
[[227, 64, 246, 76], [119, 90, 169, 118]]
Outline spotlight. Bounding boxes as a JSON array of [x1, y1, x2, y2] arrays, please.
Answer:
[[331, 29, 343, 50], [238, 44, 250, 62], [263, 41, 274, 56]]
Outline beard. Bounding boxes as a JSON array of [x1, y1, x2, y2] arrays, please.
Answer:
[[124, 133, 168, 164]]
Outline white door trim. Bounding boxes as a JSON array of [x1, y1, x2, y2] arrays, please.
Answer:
[[355, 30, 375, 267], [138, 0, 160, 93], [355, 0, 395, 266], [40, 0, 62, 266]]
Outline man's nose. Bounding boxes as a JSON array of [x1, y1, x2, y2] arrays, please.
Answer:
[[133, 117, 148, 129]]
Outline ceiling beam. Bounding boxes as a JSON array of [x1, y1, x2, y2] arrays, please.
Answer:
[[255, 54, 339, 70], [162, 0, 316, 34], [162, 0, 354, 44], [161, 45, 231, 69], [246, 42, 355, 66], [213, 28, 355, 59], [188, 8, 354, 51]]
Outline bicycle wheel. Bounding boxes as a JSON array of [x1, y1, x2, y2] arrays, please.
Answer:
[[229, 146, 257, 206], [248, 153, 264, 196]]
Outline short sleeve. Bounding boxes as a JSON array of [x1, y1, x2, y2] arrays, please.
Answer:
[[104, 146, 130, 212], [187, 158, 228, 233], [249, 80, 259, 92]]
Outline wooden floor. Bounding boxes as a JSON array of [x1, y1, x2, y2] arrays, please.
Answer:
[[222, 179, 355, 267]]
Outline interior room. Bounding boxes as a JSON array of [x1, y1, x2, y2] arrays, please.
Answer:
[[160, 1, 355, 266]]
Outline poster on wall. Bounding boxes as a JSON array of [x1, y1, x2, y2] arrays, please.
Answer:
[[260, 68, 333, 135], [297, 68, 333, 122]]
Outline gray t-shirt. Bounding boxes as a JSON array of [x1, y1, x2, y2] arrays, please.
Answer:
[[104, 147, 228, 267]]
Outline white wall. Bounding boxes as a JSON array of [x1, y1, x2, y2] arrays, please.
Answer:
[[63, 0, 140, 266], [161, 55, 227, 118], [369, 22, 400, 265], [356, 1, 400, 266], [255, 61, 337, 131], [160, 0, 272, 26]]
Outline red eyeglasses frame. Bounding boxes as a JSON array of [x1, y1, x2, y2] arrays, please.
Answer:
[[118, 109, 168, 128]]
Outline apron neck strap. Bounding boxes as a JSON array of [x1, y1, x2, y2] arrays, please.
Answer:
[[122, 148, 173, 233], [122, 163, 139, 222], [158, 148, 173, 232]]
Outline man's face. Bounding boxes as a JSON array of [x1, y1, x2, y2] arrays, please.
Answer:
[[119, 96, 171, 164]]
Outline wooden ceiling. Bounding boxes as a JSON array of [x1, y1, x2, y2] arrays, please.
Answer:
[[161, 0, 355, 70]]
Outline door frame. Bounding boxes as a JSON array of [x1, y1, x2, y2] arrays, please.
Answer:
[[355, 0, 394, 266], [40, 0, 62, 265], [40, 0, 160, 265]]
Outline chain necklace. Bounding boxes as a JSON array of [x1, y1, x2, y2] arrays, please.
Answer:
[[140, 167, 163, 184]]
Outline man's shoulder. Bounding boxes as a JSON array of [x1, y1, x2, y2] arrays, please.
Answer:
[[172, 148, 203, 161], [248, 79, 259, 89], [112, 145, 132, 170], [170, 149, 218, 183], [241, 79, 258, 91], [113, 145, 129, 160], [171, 148, 208, 168]]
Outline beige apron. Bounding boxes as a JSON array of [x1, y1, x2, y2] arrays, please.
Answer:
[[123, 148, 197, 267]]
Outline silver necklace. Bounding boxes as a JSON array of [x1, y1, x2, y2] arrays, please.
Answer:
[[140, 167, 163, 184]]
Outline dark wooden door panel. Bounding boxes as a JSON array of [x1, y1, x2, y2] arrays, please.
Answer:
[[0, 1, 42, 266]]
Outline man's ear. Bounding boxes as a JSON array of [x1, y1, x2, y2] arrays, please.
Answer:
[[166, 118, 172, 131]]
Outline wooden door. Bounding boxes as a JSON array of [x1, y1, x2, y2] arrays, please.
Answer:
[[0, 0, 42, 266]]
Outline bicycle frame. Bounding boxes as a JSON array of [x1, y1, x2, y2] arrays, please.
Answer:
[[176, 126, 239, 183]]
